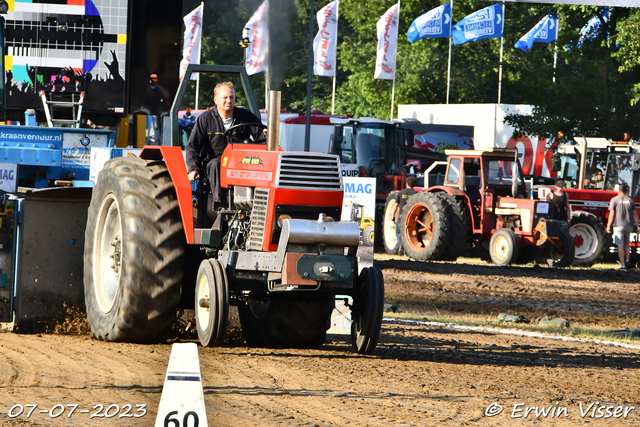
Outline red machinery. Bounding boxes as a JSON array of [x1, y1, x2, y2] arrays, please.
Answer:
[[397, 149, 575, 266], [82, 65, 384, 354]]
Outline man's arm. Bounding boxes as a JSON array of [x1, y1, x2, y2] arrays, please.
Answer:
[[606, 200, 616, 233], [185, 115, 208, 180], [565, 195, 571, 221], [392, 192, 403, 222]]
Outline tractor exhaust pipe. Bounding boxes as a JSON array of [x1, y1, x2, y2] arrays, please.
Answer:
[[267, 90, 281, 151]]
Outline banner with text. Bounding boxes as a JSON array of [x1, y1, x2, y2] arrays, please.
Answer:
[[452, 3, 504, 45], [313, 0, 339, 77], [341, 177, 376, 270], [244, 1, 268, 76], [407, 3, 451, 43], [374, 3, 400, 80], [515, 14, 558, 51], [179, 4, 203, 81]]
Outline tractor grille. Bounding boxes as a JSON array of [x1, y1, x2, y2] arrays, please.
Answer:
[[248, 188, 270, 250], [276, 153, 342, 191], [544, 219, 560, 238]]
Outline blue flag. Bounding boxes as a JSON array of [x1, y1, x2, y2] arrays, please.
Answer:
[[578, 9, 609, 47], [515, 14, 558, 51], [407, 3, 451, 43], [452, 3, 504, 46]]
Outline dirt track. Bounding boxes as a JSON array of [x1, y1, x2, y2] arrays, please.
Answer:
[[1, 257, 640, 426]]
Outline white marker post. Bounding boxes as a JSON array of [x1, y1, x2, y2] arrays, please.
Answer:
[[154, 343, 208, 427]]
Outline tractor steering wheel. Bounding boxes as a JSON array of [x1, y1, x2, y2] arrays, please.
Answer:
[[223, 122, 267, 144]]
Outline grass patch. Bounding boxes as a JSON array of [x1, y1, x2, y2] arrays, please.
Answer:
[[384, 310, 640, 345]]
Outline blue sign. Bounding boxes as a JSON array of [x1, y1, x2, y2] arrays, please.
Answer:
[[515, 14, 558, 51], [344, 182, 373, 194], [407, 3, 451, 43], [452, 3, 504, 46]]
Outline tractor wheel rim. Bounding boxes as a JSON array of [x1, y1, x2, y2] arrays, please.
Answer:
[[406, 204, 433, 251], [93, 193, 122, 314], [196, 274, 211, 331], [493, 235, 510, 263], [383, 201, 398, 249], [570, 224, 598, 259]]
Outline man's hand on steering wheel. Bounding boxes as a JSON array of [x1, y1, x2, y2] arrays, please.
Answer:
[[224, 122, 267, 144]]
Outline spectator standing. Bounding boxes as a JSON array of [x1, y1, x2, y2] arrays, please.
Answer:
[[546, 178, 571, 222], [606, 183, 640, 269]]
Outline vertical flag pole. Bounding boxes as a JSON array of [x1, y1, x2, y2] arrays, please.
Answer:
[[553, 42, 558, 83], [497, 2, 505, 104], [304, 0, 315, 151], [390, 1, 400, 120], [332, 2, 339, 115], [552, 14, 558, 84], [446, 0, 453, 104], [390, 76, 396, 120], [195, 2, 203, 110], [331, 77, 336, 114]]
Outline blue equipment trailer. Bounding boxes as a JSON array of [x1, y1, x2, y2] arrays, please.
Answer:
[[0, 125, 115, 329]]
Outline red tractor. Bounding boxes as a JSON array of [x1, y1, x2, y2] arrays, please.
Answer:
[[82, 65, 384, 354], [549, 136, 640, 266], [396, 149, 575, 266]]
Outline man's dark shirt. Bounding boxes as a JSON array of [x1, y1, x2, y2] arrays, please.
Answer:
[[395, 187, 417, 217], [185, 106, 263, 175]]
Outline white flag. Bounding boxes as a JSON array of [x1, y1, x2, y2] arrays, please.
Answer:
[[245, 1, 268, 76], [375, 3, 400, 80], [179, 4, 203, 81], [313, 0, 339, 77]]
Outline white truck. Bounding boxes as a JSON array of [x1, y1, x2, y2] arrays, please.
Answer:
[[397, 103, 555, 178]]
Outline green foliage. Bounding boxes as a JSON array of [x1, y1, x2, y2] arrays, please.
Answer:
[[181, 1, 640, 139]]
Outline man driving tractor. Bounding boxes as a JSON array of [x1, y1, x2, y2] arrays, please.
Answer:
[[185, 82, 265, 203]]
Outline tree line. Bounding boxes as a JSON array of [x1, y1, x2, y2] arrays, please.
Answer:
[[183, 0, 640, 141]]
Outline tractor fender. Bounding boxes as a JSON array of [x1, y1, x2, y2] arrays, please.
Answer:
[[140, 146, 194, 244]]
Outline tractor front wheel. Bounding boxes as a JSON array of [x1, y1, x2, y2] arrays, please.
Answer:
[[489, 228, 519, 266], [548, 229, 575, 268], [195, 258, 229, 347], [84, 157, 185, 342], [351, 267, 384, 355], [399, 192, 450, 260]]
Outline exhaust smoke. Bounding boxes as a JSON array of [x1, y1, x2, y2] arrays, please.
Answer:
[[266, 0, 296, 91]]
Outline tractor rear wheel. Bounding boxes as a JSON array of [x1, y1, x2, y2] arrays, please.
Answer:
[[399, 192, 450, 260], [382, 191, 399, 254], [84, 157, 185, 342], [548, 229, 575, 268], [238, 297, 335, 349], [569, 212, 605, 267], [195, 258, 229, 347], [435, 193, 470, 261], [489, 228, 519, 266], [351, 267, 384, 355]]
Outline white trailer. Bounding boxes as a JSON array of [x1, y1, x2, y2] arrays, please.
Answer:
[[397, 104, 555, 178]]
